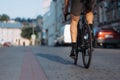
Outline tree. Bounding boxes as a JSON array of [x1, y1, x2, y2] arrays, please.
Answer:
[[21, 27, 38, 39], [0, 14, 10, 21], [0, 15, 1, 19], [37, 15, 43, 19], [14, 17, 22, 22]]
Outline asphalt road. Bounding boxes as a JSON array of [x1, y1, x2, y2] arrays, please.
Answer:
[[0, 46, 120, 80]]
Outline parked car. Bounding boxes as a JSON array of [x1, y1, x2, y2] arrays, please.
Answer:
[[54, 35, 72, 46], [94, 27, 120, 48], [54, 36, 64, 46], [3, 42, 12, 47], [0, 43, 2, 47], [54, 24, 72, 46]]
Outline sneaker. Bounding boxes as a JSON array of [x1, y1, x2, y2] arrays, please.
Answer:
[[69, 49, 76, 59]]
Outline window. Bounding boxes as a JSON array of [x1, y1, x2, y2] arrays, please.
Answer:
[[118, 1, 120, 7]]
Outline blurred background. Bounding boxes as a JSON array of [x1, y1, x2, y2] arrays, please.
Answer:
[[0, 0, 120, 48]]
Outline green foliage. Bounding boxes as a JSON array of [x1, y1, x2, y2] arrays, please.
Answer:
[[21, 27, 37, 39], [37, 15, 43, 19], [0, 14, 10, 21]]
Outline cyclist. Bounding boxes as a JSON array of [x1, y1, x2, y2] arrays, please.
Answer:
[[64, 0, 96, 59]]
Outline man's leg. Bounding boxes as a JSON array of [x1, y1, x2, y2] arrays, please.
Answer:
[[70, 0, 83, 59], [86, 11, 94, 33], [86, 11, 95, 49], [86, 11, 94, 25], [70, 14, 80, 58]]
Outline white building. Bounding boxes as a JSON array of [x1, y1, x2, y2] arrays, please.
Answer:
[[36, 15, 43, 45], [0, 21, 30, 46], [42, 0, 64, 46]]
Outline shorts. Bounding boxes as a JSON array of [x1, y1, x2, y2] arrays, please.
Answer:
[[71, 0, 95, 16], [71, 0, 84, 16]]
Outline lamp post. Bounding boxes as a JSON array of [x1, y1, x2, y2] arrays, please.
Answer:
[[31, 21, 36, 45]]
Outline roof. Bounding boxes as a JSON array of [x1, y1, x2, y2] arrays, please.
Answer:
[[0, 21, 23, 28]]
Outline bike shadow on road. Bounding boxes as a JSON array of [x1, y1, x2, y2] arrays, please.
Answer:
[[36, 53, 73, 65]]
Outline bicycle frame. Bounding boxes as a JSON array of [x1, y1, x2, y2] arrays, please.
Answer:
[[75, 10, 93, 68], [77, 11, 89, 49], [64, 10, 93, 68]]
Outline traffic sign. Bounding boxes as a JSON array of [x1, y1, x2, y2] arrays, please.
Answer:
[[31, 34, 36, 39]]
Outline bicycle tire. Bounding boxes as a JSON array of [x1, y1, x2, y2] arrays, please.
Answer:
[[74, 22, 82, 65], [74, 51, 78, 65], [81, 24, 92, 69]]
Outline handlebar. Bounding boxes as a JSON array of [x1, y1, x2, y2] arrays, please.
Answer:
[[64, 12, 70, 21]]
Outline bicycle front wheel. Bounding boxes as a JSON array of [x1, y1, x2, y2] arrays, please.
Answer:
[[82, 25, 92, 69]]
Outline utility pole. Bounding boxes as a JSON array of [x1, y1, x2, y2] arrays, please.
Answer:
[[53, 0, 58, 37], [31, 21, 36, 46]]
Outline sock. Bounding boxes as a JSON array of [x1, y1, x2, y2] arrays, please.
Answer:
[[71, 42, 76, 51]]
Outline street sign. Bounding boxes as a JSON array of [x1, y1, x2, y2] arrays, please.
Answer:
[[31, 34, 36, 40]]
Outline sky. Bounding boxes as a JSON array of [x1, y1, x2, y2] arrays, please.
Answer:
[[0, 0, 50, 19]]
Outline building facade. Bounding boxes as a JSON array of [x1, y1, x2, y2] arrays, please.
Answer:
[[0, 21, 30, 46], [95, 0, 120, 29], [41, 0, 120, 46], [36, 15, 43, 45], [42, 0, 64, 46]]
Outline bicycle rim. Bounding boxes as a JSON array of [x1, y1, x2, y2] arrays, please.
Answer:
[[74, 22, 82, 65], [74, 51, 78, 65], [82, 26, 92, 69]]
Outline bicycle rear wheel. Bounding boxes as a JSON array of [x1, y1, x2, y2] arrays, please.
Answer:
[[81, 25, 92, 69]]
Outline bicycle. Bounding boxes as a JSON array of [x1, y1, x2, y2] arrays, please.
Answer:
[[65, 9, 93, 69]]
